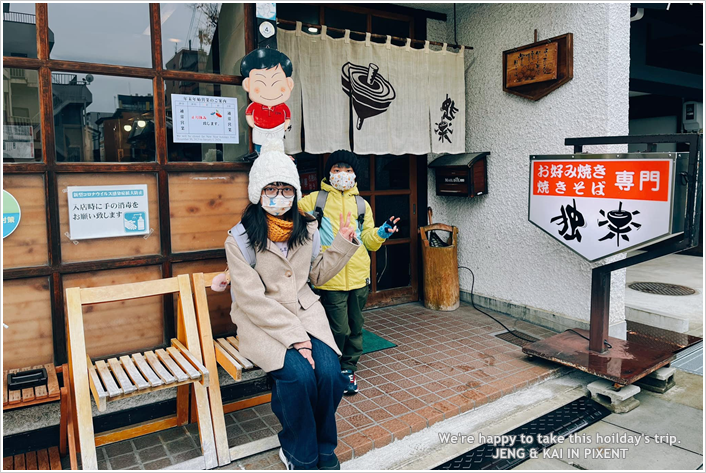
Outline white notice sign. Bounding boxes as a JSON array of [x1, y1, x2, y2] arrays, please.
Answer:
[[172, 94, 239, 144], [528, 155, 676, 262], [67, 185, 150, 240]]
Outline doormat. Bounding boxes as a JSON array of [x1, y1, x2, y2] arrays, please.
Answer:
[[362, 329, 396, 355]]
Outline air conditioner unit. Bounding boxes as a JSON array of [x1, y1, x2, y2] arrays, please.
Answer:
[[683, 101, 703, 132]]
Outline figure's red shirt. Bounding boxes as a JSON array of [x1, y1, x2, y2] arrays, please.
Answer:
[[246, 103, 291, 129]]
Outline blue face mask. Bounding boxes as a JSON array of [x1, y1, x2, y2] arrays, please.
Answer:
[[261, 194, 294, 216]]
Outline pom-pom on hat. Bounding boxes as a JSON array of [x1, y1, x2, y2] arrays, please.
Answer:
[[247, 139, 302, 204], [324, 149, 360, 180]]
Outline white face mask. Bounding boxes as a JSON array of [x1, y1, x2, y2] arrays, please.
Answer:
[[261, 194, 294, 216], [330, 171, 356, 192]]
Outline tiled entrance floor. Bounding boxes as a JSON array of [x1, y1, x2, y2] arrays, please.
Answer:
[[66, 302, 563, 470]]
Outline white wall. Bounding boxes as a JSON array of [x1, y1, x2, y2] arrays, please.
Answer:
[[426, 3, 631, 332]]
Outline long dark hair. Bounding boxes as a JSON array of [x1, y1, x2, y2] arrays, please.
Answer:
[[241, 194, 313, 253]]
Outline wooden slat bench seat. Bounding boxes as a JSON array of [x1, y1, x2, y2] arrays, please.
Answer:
[[86, 341, 209, 412], [3, 364, 60, 411], [3, 446, 62, 470]]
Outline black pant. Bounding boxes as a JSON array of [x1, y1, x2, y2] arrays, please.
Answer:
[[318, 286, 369, 372]]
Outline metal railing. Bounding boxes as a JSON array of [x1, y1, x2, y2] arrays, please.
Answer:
[[3, 11, 36, 25], [9, 68, 25, 79], [51, 73, 79, 85]]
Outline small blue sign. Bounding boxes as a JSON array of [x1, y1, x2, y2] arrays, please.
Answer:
[[124, 212, 146, 233]]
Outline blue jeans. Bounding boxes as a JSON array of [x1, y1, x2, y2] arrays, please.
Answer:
[[269, 336, 348, 469]]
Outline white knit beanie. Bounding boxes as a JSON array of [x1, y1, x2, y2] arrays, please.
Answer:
[[247, 139, 302, 204]]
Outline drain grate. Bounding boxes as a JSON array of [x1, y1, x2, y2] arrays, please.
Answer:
[[628, 282, 696, 296], [433, 397, 611, 470], [496, 331, 539, 347]]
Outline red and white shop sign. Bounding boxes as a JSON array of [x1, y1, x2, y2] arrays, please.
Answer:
[[528, 155, 675, 261]]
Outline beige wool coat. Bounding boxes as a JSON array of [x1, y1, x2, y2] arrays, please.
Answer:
[[225, 219, 361, 372]]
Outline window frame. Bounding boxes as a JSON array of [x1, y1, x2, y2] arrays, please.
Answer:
[[2, 3, 257, 366]]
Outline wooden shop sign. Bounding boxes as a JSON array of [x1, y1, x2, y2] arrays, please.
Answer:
[[503, 33, 573, 101], [505, 42, 558, 87]]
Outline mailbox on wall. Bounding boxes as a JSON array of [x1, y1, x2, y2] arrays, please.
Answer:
[[429, 152, 489, 197]]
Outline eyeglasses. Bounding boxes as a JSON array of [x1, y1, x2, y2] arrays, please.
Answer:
[[263, 186, 295, 198]]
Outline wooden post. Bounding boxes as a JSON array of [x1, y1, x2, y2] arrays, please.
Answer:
[[192, 272, 231, 466], [589, 268, 611, 353], [65, 288, 98, 470]]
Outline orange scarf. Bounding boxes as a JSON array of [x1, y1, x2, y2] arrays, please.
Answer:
[[265, 214, 293, 242]]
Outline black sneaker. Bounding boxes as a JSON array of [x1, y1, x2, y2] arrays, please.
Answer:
[[342, 369, 358, 395], [318, 453, 341, 470]]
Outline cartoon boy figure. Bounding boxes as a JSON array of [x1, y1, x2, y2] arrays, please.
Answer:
[[240, 48, 294, 153]]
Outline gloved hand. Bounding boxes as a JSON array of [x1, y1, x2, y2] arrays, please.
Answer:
[[377, 216, 400, 239]]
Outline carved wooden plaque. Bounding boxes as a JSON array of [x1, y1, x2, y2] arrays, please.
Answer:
[[506, 42, 558, 88]]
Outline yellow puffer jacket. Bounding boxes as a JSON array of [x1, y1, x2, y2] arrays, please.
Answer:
[[299, 180, 385, 291]]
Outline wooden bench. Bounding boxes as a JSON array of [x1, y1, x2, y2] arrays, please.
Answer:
[[65, 274, 218, 470], [3, 446, 62, 470], [3, 364, 60, 410], [191, 272, 280, 466]]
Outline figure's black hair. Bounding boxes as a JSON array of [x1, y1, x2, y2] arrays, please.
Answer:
[[241, 194, 313, 253], [240, 48, 293, 78]]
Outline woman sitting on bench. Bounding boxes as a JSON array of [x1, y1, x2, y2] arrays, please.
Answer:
[[224, 139, 360, 470]]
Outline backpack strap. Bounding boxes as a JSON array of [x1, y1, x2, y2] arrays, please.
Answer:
[[355, 195, 366, 229], [228, 222, 256, 268], [311, 228, 321, 262], [314, 190, 329, 229]]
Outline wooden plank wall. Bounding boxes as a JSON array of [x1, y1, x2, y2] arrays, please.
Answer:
[[2, 175, 49, 269], [2, 277, 54, 370], [172, 259, 233, 336], [57, 173, 161, 263], [62, 266, 164, 358], [168, 172, 249, 253]]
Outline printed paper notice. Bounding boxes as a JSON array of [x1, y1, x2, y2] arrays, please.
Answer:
[[172, 94, 239, 144]]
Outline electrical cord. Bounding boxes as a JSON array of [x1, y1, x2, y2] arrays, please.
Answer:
[[459, 266, 612, 349], [458, 266, 537, 343]]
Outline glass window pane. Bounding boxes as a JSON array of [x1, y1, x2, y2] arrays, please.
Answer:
[[48, 3, 152, 67], [3, 4, 38, 59], [3, 68, 42, 162], [371, 17, 411, 44], [374, 195, 410, 238], [356, 155, 371, 191], [376, 243, 410, 290], [296, 153, 320, 194], [375, 155, 409, 190], [53, 74, 155, 162], [165, 81, 250, 161], [276, 3, 320, 26], [324, 8, 367, 39], [161, 3, 246, 75]]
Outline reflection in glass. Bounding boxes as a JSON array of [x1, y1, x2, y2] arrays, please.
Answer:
[[53, 74, 155, 162], [377, 243, 411, 290], [3, 3, 40, 59], [375, 155, 409, 190], [165, 82, 250, 161], [374, 195, 410, 238], [161, 3, 246, 76], [296, 153, 320, 193], [355, 155, 371, 191], [48, 3, 151, 67], [3, 68, 42, 162]]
